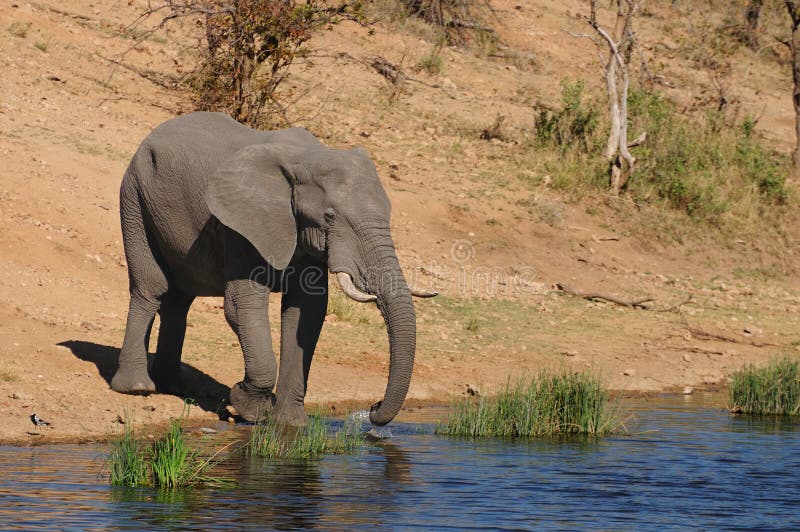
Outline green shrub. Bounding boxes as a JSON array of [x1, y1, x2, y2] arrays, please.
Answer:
[[626, 90, 789, 219], [730, 357, 800, 416], [438, 370, 622, 437], [524, 82, 791, 223], [534, 80, 600, 155]]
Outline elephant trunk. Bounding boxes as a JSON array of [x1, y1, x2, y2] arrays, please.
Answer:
[[357, 229, 416, 426]]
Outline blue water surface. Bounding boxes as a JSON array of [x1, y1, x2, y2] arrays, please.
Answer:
[[0, 394, 798, 530]]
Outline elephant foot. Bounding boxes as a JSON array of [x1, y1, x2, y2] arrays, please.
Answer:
[[111, 366, 156, 395], [274, 400, 308, 427], [230, 381, 276, 422], [151, 361, 185, 395]]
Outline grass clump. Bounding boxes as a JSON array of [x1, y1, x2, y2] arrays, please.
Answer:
[[8, 21, 30, 38], [109, 425, 149, 487], [248, 415, 364, 459], [438, 370, 622, 437], [0, 369, 18, 383], [108, 417, 229, 488], [149, 420, 203, 488], [730, 357, 800, 416], [417, 46, 444, 74]]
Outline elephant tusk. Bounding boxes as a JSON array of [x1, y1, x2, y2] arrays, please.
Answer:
[[336, 272, 377, 303], [410, 286, 438, 298]]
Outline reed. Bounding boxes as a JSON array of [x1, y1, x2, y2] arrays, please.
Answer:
[[439, 370, 622, 437], [730, 357, 800, 416], [149, 420, 196, 488], [108, 417, 231, 488], [248, 415, 364, 459], [108, 425, 148, 487]]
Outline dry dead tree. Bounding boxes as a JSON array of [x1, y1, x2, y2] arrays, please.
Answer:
[[566, 0, 645, 194], [785, 1, 800, 178]]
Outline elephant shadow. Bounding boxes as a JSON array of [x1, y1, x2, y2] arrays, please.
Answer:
[[58, 340, 231, 419]]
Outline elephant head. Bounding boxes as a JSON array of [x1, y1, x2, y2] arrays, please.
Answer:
[[206, 143, 435, 426]]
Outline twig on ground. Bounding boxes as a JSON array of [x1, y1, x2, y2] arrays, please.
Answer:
[[556, 282, 653, 309], [679, 314, 778, 348], [664, 345, 726, 356]]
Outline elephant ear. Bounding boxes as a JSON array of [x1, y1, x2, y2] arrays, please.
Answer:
[[206, 144, 298, 271]]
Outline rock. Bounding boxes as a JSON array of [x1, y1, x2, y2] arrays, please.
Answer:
[[623, 369, 635, 377], [200, 427, 218, 434], [465, 383, 480, 396], [682, 353, 691, 363], [682, 386, 694, 395], [441, 78, 457, 91], [561, 350, 578, 357]]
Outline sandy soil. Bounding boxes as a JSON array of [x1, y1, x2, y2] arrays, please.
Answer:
[[1, 0, 799, 444]]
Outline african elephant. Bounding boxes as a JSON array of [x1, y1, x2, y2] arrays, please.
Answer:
[[111, 112, 435, 426]]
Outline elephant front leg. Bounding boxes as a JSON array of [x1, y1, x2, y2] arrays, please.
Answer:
[[274, 260, 328, 426], [224, 278, 277, 422]]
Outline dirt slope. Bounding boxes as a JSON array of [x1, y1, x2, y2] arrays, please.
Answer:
[[0, 0, 798, 443]]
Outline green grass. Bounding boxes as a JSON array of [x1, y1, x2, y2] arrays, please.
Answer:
[[438, 370, 623, 437], [327, 287, 382, 326], [729, 357, 800, 416], [109, 425, 149, 487], [108, 416, 232, 488], [248, 415, 364, 459], [149, 420, 203, 488]]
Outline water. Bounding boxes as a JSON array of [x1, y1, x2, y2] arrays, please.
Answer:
[[1, 394, 799, 530]]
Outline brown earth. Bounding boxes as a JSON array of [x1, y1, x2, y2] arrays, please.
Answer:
[[1, 0, 799, 444]]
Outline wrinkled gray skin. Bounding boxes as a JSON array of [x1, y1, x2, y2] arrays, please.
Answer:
[[111, 112, 417, 426]]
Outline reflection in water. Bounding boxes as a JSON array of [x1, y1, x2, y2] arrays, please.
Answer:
[[0, 395, 799, 530]]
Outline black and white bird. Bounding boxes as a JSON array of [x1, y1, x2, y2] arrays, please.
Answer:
[[30, 413, 50, 429]]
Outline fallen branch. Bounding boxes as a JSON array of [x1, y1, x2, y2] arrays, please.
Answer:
[[664, 345, 726, 356], [679, 314, 778, 348], [556, 282, 653, 309]]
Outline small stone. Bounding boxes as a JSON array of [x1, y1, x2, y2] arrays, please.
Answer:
[[465, 384, 480, 396], [562, 350, 578, 357], [200, 427, 218, 434], [682, 386, 694, 395], [682, 353, 691, 363], [623, 369, 635, 377]]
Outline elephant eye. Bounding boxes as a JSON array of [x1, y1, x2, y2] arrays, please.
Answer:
[[323, 208, 336, 224]]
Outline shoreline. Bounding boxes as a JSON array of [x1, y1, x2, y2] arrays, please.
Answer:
[[0, 386, 728, 447]]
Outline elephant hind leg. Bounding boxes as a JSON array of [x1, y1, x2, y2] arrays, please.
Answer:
[[152, 289, 194, 395], [112, 175, 167, 395], [112, 293, 159, 394]]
